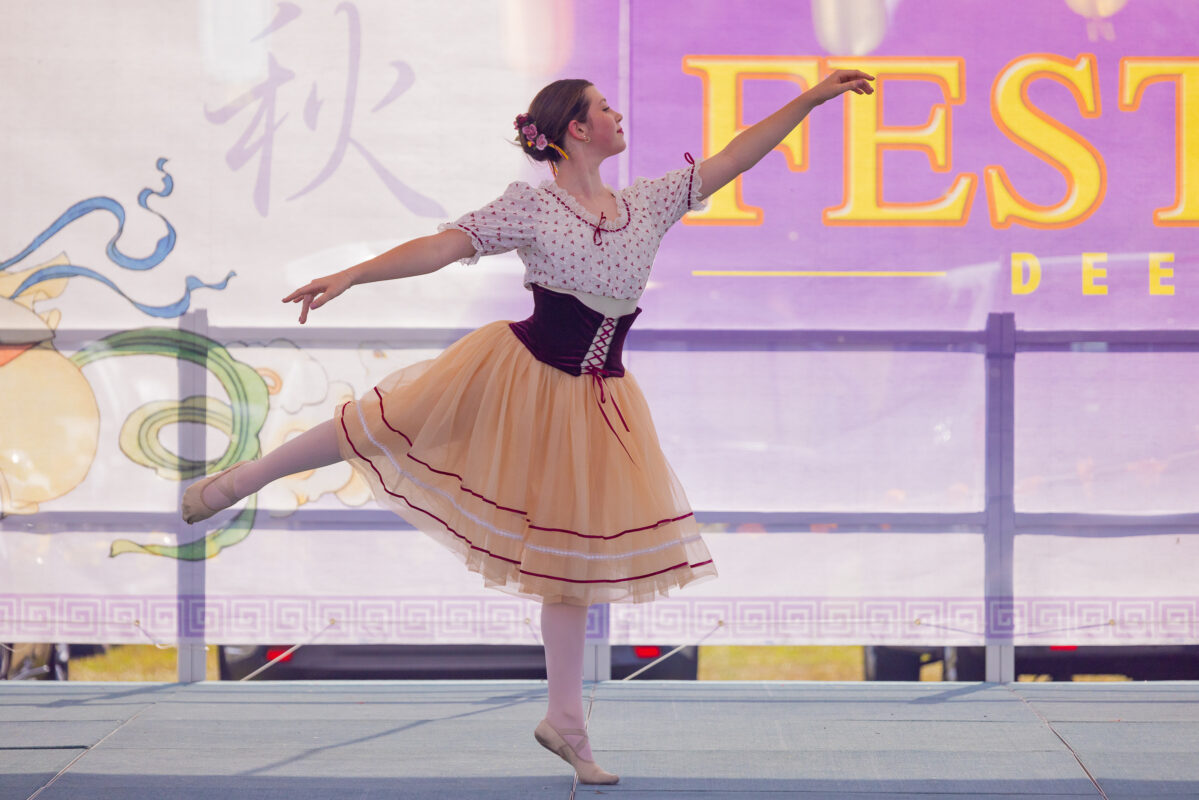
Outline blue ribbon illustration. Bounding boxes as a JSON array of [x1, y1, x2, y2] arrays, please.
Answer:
[[1, 158, 233, 317]]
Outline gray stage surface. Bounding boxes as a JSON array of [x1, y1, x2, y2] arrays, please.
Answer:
[[3, 680, 1198, 799]]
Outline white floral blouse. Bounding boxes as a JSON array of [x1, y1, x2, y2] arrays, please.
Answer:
[[438, 159, 707, 301]]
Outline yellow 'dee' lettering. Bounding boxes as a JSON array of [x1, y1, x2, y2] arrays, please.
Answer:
[[1149, 252, 1175, 295], [1009, 252, 1179, 295], [1081, 252, 1108, 295], [1011, 252, 1041, 294]]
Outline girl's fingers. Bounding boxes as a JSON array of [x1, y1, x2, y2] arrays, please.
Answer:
[[285, 274, 345, 320], [848, 79, 873, 95], [839, 70, 875, 84], [288, 286, 334, 307], [824, 70, 875, 99]]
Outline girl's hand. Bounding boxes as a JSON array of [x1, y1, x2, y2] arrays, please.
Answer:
[[281, 270, 353, 324], [808, 69, 875, 106]]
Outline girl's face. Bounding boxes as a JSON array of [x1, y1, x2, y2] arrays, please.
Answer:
[[581, 86, 625, 156]]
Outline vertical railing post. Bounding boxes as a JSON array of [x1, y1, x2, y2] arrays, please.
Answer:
[[984, 312, 1016, 682], [583, 603, 612, 682], [176, 309, 209, 682]]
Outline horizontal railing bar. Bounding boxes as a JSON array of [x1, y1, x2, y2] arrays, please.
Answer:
[[1016, 512, 1199, 531], [7, 508, 1191, 535], [627, 330, 986, 352], [20, 326, 990, 352], [12, 510, 1195, 536], [19, 326, 1199, 352], [21, 326, 1199, 352], [691, 511, 986, 530], [1017, 330, 1199, 350], [0, 510, 983, 527]]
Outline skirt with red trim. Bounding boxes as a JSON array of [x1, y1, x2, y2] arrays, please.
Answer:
[[335, 320, 718, 606]]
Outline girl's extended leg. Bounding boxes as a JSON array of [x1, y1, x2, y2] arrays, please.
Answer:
[[540, 601, 594, 761], [201, 418, 342, 509]]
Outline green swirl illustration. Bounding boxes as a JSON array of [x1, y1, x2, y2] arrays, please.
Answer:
[[70, 328, 268, 560]]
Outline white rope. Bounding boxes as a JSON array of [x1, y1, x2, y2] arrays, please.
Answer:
[[569, 617, 726, 797], [238, 617, 339, 681], [131, 619, 174, 649], [523, 615, 542, 646], [620, 618, 725, 681]]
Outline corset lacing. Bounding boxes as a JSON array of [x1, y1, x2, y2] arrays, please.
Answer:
[[582, 316, 632, 461]]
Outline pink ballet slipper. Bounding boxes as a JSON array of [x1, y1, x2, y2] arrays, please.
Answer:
[[181, 462, 248, 524], [534, 718, 619, 785]]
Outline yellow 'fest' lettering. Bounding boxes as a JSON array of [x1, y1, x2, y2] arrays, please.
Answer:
[[985, 54, 1104, 229], [1120, 59, 1199, 225], [823, 57, 976, 226], [682, 53, 1199, 228], [681, 56, 822, 225]]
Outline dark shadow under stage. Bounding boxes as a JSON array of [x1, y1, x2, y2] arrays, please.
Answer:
[[3, 680, 1198, 799]]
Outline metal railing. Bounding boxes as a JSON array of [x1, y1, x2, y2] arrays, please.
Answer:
[[5, 311, 1198, 682]]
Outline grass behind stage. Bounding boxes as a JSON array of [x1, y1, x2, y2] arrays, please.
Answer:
[[66, 645, 1129, 682], [69, 645, 868, 682]]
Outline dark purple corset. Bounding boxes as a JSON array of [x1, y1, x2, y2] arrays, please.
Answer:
[[509, 284, 642, 377]]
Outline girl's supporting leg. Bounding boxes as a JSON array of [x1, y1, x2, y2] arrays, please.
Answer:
[[540, 601, 594, 761], [201, 418, 342, 508]]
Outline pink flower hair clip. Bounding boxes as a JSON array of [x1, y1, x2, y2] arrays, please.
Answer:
[[513, 113, 569, 162]]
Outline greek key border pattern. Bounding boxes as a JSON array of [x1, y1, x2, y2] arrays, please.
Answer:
[[0, 594, 1195, 645]]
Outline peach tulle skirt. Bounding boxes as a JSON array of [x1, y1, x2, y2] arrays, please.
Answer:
[[335, 320, 718, 606]]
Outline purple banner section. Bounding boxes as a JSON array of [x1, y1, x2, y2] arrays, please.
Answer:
[[2, 594, 1194, 646], [559, 0, 1198, 330]]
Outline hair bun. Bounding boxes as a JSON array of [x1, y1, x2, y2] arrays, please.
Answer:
[[513, 79, 593, 166]]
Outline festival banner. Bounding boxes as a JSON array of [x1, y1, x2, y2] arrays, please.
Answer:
[[1, 0, 1195, 649]]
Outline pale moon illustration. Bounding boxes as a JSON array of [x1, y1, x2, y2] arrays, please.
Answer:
[[0, 269, 100, 515]]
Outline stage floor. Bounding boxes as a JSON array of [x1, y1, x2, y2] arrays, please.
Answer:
[[3, 680, 1198, 799]]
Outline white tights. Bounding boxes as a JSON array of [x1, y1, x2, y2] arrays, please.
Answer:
[[201, 419, 596, 760], [205, 419, 343, 504]]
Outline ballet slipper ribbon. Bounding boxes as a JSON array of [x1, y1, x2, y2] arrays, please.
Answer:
[[586, 367, 633, 462]]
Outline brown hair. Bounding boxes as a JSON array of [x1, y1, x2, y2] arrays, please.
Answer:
[[515, 78, 593, 164]]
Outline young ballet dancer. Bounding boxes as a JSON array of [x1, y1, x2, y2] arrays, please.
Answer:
[[182, 69, 873, 784]]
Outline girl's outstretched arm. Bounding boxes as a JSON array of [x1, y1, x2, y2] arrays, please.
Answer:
[[282, 229, 476, 323], [698, 69, 874, 198]]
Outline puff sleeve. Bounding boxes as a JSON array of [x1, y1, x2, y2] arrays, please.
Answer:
[[628, 157, 710, 232], [437, 181, 540, 265]]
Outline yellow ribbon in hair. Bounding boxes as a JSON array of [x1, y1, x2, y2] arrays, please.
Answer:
[[525, 139, 570, 160]]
